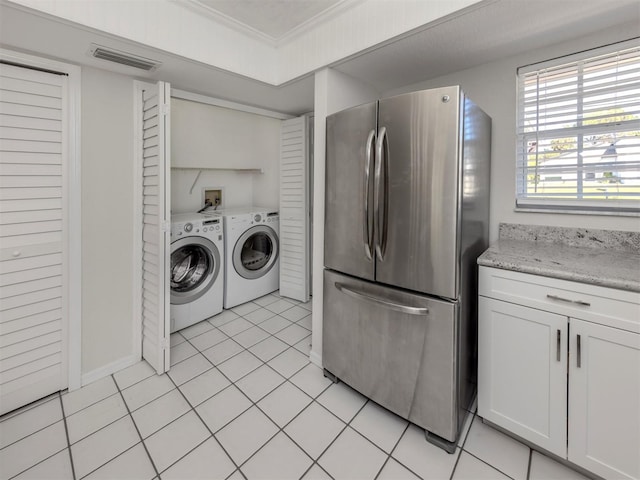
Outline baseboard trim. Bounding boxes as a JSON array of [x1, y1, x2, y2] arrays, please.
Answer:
[[309, 349, 322, 368], [80, 354, 139, 387]]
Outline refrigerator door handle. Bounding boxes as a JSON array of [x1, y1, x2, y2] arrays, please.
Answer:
[[375, 126, 388, 261], [335, 282, 429, 315], [363, 129, 375, 260]]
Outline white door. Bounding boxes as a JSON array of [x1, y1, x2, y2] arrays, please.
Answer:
[[0, 62, 68, 414], [478, 297, 568, 457], [140, 81, 171, 374], [568, 318, 640, 480], [279, 116, 310, 302]]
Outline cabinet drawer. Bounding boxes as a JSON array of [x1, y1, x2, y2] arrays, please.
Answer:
[[479, 267, 640, 333]]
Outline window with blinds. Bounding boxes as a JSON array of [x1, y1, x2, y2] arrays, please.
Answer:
[[516, 42, 640, 213]]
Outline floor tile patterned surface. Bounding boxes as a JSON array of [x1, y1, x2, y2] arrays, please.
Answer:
[[0, 292, 590, 479]]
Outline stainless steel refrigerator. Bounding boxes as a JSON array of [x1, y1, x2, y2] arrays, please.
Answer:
[[323, 85, 491, 452]]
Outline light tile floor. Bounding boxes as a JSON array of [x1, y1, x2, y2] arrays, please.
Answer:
[[0, 292, 590, 480]]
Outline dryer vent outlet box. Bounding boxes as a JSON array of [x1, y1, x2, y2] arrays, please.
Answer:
[[204, 189, 223, 209]]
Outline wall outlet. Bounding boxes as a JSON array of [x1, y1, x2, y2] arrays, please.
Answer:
[[203, 188, 223, 208]]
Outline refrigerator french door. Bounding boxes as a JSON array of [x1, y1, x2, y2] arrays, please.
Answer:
[[323, 85, 491, 452]]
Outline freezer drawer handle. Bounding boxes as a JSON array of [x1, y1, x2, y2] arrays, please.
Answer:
[[546, 294, 591, 307], [363, 129, 375, 261], [334, 282, 429, 315]]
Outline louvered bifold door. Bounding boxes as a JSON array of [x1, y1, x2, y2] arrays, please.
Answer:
[[140, 81, 170, 374], [279, 116, 310, 302], [0, 63, 68, 415]]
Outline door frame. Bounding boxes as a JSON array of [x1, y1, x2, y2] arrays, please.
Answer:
[[0, 48, 83, 391]]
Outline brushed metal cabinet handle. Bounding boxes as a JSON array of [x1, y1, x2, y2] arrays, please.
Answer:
[[546, 294, 591, 307], [577, 334, 582, 368], [556, 329, 561, 362]]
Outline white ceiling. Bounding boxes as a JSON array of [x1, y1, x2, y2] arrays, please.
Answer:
[[1, 0, 638, 115], [191, 0, 345, 43]]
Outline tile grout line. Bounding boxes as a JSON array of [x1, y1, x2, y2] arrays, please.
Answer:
[[160, 310, 314, 477], [160, 371, 246, 479], [111, 373, 161, 479], [373, 422, 411, 480], [58, 392, 77, 480], [0, 391, 59, 423], [460, 448, 519, 480], [302, 395, 371, 477], [177, 322, 328, 477], [181, 298, 394, 478], [448, 410, 477, 480], [0, 392, 75, 480], [233, 378, 339, 474], [56, 376, 125, 424], [459, 410, 524, 480], [173, 303, 310, 375], [0, 394, 62, 452], [231, 381, 332, 476], [5, 299, 328, 479], [220, 310, 310, 354]]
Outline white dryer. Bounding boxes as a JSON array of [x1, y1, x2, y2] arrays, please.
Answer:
[[214, 207, 280, 309], [169, 213, 224, 333]]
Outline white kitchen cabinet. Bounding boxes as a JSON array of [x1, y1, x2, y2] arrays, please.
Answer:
[[568, 318, 640, 479], [478, 266, 640, 480], [478, 297, 568, 456]]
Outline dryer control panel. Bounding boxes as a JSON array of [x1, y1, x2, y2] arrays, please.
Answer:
[[252, 211, 279, 224]]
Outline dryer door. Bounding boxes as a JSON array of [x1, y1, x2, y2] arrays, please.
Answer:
[[233, 225, 279, 279], [170, 236, 220, 305]]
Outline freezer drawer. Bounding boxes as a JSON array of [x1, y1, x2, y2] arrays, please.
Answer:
[[323, 269, 460, 441]]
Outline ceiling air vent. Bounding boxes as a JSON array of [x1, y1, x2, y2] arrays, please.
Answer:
[[89, 44, 161, 71]]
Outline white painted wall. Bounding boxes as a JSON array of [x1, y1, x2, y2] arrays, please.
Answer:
[[170, 98, 281, 213], [9, 0, 482, 85], [276, 0, 481, 83], [384, 22, 640, 242], [310, 68, 379, 366], [9, 0, 277, 84], [171, 169, 277, 213], [171, 98, 280, 170], [81, 66, 136, 376]]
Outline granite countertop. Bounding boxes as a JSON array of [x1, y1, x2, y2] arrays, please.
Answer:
[[478, 224, 640, 293]]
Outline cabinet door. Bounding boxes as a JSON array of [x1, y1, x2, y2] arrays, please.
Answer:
[[0, 63, 69, 414], [140, 81, 171, 374], [478, 297, 567, 456], [569, 319, 640, 480]]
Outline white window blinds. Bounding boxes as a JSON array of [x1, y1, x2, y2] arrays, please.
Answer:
[[516, 42, 640, 213]]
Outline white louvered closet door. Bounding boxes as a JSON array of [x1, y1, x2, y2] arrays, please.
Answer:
[[279, 116, 310, 302], [140, 81, 170, 374], [0, 63, 68, 415]]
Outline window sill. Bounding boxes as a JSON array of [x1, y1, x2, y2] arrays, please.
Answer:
[[513, 206, 640, 217]]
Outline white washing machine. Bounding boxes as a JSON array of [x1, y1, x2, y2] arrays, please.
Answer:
[[213, 207, 280, 309], [169, 213, 224, 333]]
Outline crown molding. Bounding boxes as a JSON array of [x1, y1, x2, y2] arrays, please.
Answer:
[[178, 0, 363, 47]]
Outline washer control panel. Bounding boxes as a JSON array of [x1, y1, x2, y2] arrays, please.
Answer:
[[171, 217, 222, 237]]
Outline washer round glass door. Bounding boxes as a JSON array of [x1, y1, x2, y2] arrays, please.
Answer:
[[233, 225, 279, 280], [170, 236, 220, 305]]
